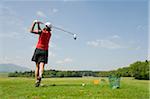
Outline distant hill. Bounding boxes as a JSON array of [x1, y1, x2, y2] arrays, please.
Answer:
[[0, 64, 31, 72]]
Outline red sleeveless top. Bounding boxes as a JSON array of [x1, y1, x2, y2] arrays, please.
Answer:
[[36, 29, 51, 50]]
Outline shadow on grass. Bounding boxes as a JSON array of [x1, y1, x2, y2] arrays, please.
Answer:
[[40, 84, 81, 87]]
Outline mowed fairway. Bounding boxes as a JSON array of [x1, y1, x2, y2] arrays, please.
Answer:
[[0, 77, 149, 99]]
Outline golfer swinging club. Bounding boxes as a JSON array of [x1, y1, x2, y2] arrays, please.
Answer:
[[30, 20, 52, 87]]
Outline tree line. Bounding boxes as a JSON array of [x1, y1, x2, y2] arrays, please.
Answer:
[[8, 60, 149, 80]]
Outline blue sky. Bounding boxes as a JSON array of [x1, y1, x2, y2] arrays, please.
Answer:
[[0, 0, 148, 70]]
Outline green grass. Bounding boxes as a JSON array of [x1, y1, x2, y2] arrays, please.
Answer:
[[0, 77, 149, 99], [0, 73, 8, 78]]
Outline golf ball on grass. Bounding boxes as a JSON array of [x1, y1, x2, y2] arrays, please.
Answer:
[[82, 83, 85, 86]]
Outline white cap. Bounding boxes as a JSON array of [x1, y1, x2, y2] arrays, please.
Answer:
[[45, 22, 52, 28], [33, 20, 38, 23]]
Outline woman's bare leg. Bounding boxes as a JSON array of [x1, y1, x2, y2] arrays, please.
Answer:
[[35, 63, 39, 81], [35, 62, 45, 87], [39, 62, 45, 79]]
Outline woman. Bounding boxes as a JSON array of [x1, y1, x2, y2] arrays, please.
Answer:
[[30, 20, 52, 87]]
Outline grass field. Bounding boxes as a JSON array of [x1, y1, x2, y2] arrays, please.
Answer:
[[0, 77, 149, 99]]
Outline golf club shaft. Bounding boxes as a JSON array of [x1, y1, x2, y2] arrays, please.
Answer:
[[39, 22, 76, 36], [52, 26, 75, 35]]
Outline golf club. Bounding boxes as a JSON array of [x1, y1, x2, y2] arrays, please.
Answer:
[[35, 20, 78, 40], [52, 26, 77, 40]]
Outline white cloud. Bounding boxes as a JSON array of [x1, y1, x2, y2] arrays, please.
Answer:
[[135, 46, 141, 50], [87, 40, 99, 47], [52, 8, 58, 13], [87, 39, 122, 49], [56, 58, 73, 64], [49, 42, 62, 50], [0, 55, 33, 69], [49, 8, 59, 15], [36, 8, 59, 18], [136, 25, 146, 31], [49, 42, 57, 49], [64, 58, 73, 62], [0, 56, 23, 65], [87, 35, 143, 50], [1, 6, 21, 26], [49, 51, 55, 58], [127, 45, 142, 50], [111, 35, 120, 39], [127, 40, 143, 50], [36, 11, 47, 18], [49, 43, 54, 48], [0, 6, 29, 40], [99, 39, 122, 49]]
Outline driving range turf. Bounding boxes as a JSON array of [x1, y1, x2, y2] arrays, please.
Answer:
[[0, 77, 149, 99]]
